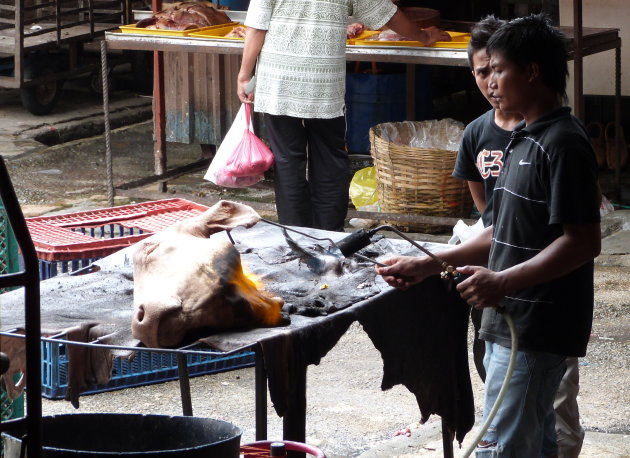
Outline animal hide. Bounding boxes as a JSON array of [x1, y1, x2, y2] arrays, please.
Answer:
[[0, 332, 26, 400]]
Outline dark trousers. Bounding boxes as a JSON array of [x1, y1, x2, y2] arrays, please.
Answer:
[[264, 114, 349, 232]]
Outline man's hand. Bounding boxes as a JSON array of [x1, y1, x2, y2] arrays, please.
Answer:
[[385, 10, 451, 46], [455, 265, 508, 309], [375, 255, 439, 290], [420, 26, 451, 46], [237, 75, 254, 104]]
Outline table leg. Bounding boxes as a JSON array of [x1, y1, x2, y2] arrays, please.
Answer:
[[153, 49, 167, 193], [442, 417, 454, 458], [177, 352, 193, 416], [572, 0, 584, 121], [283, 364, 307, 445], [255, 345, 268, 440]]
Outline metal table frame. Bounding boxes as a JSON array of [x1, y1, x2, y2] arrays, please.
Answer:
[[102, 6, 623, 199], [0, 156, 43, 457]]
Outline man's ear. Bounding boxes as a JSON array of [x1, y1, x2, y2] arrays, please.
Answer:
[[526, 62, 540, 83]]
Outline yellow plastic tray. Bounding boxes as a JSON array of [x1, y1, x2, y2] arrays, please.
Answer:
[[349, 30, 470, 48], [346, 29, 380, 44], [118, 21, 238, 37], [431, 31, 470, 48], [187, 23, 245, 39]]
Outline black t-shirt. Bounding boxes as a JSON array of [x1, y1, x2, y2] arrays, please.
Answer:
[[480, 107, 601, 357], [453, 109, 511, 226]]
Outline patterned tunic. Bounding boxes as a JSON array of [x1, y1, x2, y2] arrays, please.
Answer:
[[245, 0, 397, 118]]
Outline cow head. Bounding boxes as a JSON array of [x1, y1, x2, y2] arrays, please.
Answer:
[[131, 201, 285, 348]]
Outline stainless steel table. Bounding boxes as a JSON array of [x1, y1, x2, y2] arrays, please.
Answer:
[[103, 20, 623, 196]]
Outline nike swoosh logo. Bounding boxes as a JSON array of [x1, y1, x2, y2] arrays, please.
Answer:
[[519, 159, 531, 165]]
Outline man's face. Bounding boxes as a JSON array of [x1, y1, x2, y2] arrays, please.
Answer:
[[488, 51, 530, 114], [471, 49, 499, 110]]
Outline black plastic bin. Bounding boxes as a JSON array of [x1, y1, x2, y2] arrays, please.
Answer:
[[1, 413, 242, 458]]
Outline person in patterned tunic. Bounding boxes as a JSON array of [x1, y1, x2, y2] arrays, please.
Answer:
[[376, 14, 601, 457], [236, 0, 449, 231]]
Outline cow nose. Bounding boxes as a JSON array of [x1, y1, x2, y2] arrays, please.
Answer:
[[132, 302, 184, 348], [136, 304, 145, 322], [132, 304, 160, 348]]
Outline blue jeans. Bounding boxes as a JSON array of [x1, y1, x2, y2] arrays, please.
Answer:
[[476, 342, 567, 458]]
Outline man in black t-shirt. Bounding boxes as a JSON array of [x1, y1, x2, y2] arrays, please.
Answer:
[[453, 16, 521, 228], [452, 14, 519, 390], [377, 14, 600, 457], [454, 16, 587, 457]]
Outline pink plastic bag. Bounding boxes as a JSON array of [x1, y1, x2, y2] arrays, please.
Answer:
[[224, 104, 274, 177], [204, 104, 265, 188]]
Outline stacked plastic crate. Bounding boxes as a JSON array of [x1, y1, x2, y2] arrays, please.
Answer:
[[26, 198, 211, 280], [6, 198, 256, 399], [41, 340, 255, 399]]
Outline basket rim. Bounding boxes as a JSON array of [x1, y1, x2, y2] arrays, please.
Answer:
[[369, 125, 459, 155]]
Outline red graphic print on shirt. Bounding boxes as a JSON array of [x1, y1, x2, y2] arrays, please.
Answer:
[[476, 149, 504, 179]]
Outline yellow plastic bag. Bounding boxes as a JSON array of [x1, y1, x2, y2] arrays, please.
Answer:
[[349, 166, 379, 208]]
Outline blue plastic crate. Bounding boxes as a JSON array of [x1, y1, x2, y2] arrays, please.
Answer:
[[40, 338, 255, 399], [18, 200, 255, 398], [38, 256, 108, 280], [36, 224, 147, 280]]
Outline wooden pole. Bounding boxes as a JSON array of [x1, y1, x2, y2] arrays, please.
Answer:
[[572, 0, 584, 120], [152, 0, 167, 192]]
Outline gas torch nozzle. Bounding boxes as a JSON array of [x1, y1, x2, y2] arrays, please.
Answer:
[[335, 226, 467, 285]]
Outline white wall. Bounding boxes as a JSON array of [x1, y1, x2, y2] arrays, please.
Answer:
[[560, 0, 628, 102]]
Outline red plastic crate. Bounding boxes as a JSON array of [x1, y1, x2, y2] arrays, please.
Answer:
[[25, 199, 209, 278]]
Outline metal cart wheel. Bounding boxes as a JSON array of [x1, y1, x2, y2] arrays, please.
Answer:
[[89, 66, 113, 95], [19, 56, 65, 116]]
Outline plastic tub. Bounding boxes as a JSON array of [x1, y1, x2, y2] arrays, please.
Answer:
[[2, 413, 242, 458]]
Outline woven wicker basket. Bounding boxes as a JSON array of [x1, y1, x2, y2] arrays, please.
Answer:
[[369, 121, 473, 233]]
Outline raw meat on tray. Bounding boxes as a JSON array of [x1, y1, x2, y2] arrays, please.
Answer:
[[135, 1, 231, 31], [346, 22, 366, 39], [225, 25, 247, 38]]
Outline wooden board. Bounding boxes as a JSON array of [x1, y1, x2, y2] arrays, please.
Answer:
[[164, 51, 241, 145]]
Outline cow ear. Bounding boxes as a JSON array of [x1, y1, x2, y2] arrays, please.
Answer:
[[195, 201, 261, 237]]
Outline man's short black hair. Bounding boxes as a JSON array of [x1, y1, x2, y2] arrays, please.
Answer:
[[467, 15, 506, 69], [486, 13, 569, 101]]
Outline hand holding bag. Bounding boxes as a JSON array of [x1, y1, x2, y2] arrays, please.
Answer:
[[224, 103, 275, 177], [204, 104, 265, 188]]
